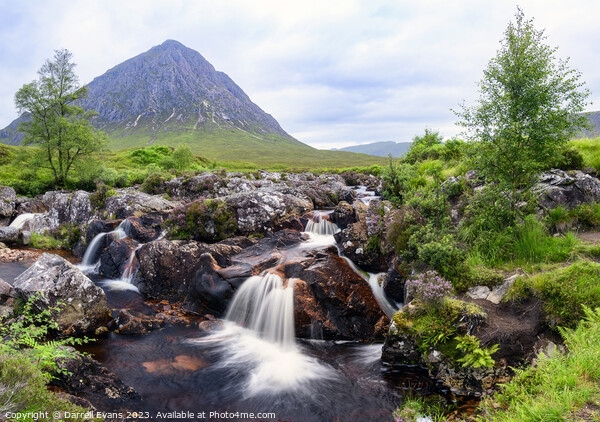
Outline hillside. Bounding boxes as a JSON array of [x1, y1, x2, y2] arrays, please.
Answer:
[[332, 141, 412, 157]]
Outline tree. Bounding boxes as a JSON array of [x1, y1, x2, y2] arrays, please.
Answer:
[[15, 49, 104, 187], [454, 8, 590, 210]]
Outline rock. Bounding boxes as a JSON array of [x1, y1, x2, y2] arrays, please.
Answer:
[[20, 213, 52, 234], [466, 286, 492, 301], [135, 239, 240, 314], [103, 190, 176, 219], [281, 247, 386, 340], [125, 213, 163, 242], [383, 264, 406, 304], [466, 274, 520, 304], [536, 169, 600, 210], [113, 309, 165, 335], [98, 237, 138, 279], [85, 219, 122, 244], [0, 186, 16, 222], [331, 201, 355, 229], [13, 253, 111, 334], [43, 190, 92, 230], [334, 227, 386, 272], [15, 196, 47, 214], [224, 189, 313, 234], [0, 277, 14, 298], [0, 227, 19, 243], [50, 352, 140, 410], [20, 230, 31, 245]]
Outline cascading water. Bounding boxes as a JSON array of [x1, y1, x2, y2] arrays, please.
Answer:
[[9, 213, 36, 230], [305, 213, 340, 236], [225, 273, 295, 347], [80, 220, 129, 268], [101, 244, 142, 292]]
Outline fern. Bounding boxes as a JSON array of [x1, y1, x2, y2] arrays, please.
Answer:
[[455, 334, 499, 368]]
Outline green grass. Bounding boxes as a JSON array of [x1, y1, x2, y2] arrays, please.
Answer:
[[508, 260, 600, 328], [570, 137, 600, 171], [106, 129, 385, 169], [478, 306, 600, 422]]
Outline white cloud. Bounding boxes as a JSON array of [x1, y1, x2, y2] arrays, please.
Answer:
[[0, 0, 599, 148]]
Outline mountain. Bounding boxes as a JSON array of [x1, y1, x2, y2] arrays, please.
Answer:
[[0, 40, 303, 150], [333, 141, 412, 157], [575, 111, 600, 138]]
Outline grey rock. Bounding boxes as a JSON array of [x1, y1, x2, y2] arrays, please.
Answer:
[[20, 230, 31, 245], [224, 189, 313, 234], [0, 186, 16, 218], [0, 227, 19, 243], [0, 277, 14, 298], [466, 285, 492, 301], [536, 169, 600, 210], [487, 274, 519, 304], [103, 190, 176, 219], [13, 253, 111, 334], [43, 190, 92, 230]]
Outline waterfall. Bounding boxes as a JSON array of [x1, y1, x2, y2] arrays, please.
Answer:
[[81, 220, 129, 268], [305, 214, 340, 236], [9, 213, 36, 230], [225, 273, 296, 348], [367, 273, 400, 319], [119, 244, 142, 284]]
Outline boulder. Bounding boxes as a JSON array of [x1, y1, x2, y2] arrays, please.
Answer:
[[331, 201, 356, 229], [224, 189, 313, 234], [125, 213, 163, 242], [0, 227, 19, 243], [0, 186, 16, 225], [13, 253, 111, 334], [536, 169, 600, 210], [280, 247, 386, 340], [135, 239, 241, 314], [103, 190, 176, 219], [43, 190, 92, 230], [85, 219, 122, 244], [0, 277, 15, 318], [382, 264, 405, 304], [98, 237, 138, 279]]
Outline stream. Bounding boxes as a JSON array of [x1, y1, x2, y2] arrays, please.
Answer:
[[0, 190, 447, 421]]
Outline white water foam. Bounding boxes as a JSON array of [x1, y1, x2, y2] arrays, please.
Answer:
[[80, 220, 129, 270]]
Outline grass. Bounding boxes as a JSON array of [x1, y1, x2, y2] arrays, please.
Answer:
[[0, 351, 99, 421], [570, 137, 600, 171], [507, 260, 600, 328], [478, 306, 600, 422], [106, 129, 386, 168]]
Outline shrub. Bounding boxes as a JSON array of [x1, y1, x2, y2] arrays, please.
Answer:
[[549, 145, 584, 170], [166, 198, 237, 242], [404, 129, 445, 164], [574, 203, 600, 228], [405, 270, 454, 306], [417, 234, 464, 278], [141, 168, 170, 194], [89, 183, 116, 209], [128, 145, 172, 165]]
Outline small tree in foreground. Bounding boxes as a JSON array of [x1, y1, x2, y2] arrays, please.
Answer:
[[454, 8, 590, 212], [15, 49, 105, 187]]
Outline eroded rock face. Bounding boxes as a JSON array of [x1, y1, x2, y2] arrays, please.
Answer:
[[13, 253, 111, 334], [125, 214, 164, 242], [85, 219, 122, 244], [280, 247, 386, 341], [536, 169, 600, 210]]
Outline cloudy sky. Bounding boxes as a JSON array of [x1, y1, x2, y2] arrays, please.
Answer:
[[0, 0, 598, 149]]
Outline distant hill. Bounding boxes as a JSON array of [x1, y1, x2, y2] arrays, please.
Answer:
[[333, 141, 412, 157], [0, 40, 383, 167], [575, 111, 600, 138]]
